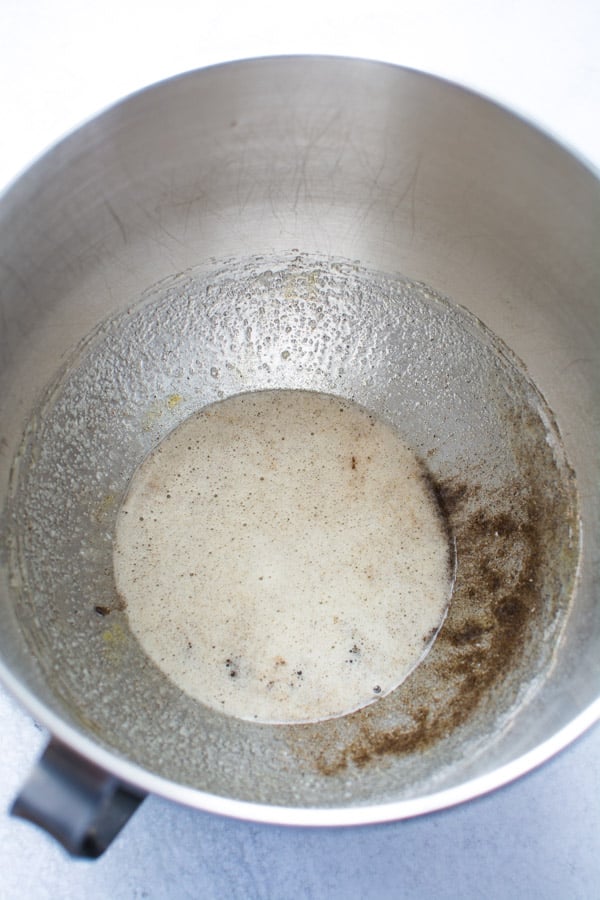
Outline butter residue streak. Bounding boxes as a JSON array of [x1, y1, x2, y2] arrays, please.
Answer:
[[114, 390, 453, 723]]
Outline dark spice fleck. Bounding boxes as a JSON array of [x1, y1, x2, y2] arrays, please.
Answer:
[[94, 605, 111, 617]]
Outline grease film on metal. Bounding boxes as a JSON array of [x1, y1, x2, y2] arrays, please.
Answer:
[[6, 253, 579, 806]]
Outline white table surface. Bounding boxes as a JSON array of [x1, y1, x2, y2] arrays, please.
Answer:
[[1, 2, 599, 897]]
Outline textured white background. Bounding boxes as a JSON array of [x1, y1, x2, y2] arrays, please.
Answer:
[[1, 1, 599, 897]]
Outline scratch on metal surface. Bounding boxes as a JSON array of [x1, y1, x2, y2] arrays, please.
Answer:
[[0, 256, 30, 298], [559, 356, 596, 375], [347, 149, 423, 245], [166, 165, 219, 235], [293, 109, 344, 214], [103, 197, 128, 245]]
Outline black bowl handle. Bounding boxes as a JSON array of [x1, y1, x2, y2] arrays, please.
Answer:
[[11, 738, 146, 858]]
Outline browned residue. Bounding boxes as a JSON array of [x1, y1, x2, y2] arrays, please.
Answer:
[[284, 413, 579, 776], [316, 708, 431, 776]]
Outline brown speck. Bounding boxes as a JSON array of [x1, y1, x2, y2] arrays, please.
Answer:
[[225, 657, 239, 678], [351, 455, 357, 470], [94, 605, 111, 617]]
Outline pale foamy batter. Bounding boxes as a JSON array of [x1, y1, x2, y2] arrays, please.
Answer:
[[114, 390, 453, 723]]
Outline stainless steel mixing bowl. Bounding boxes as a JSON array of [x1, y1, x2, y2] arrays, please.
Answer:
[[0, 57, 598, 856]]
